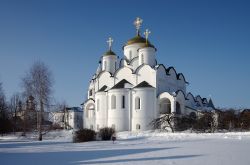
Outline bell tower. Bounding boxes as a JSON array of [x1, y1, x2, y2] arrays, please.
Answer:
[[102, 37, 117, 74]]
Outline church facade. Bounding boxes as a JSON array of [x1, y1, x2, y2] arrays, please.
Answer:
[[82, 18, 215, 132]]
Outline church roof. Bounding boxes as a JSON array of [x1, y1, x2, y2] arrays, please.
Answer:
[[125, 34, 155, 48], [110, 79, 132, 90], [208, 99, 215, 109], [134, 81, 154, 88], [98, 85, 108, 92], [103, 50, 116, 56]]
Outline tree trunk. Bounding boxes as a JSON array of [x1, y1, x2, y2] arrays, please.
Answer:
[[38, 100, 44, 141]]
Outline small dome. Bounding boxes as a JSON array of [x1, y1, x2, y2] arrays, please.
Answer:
[[103, 50, 116, 56], [125, 34, 155, 48]]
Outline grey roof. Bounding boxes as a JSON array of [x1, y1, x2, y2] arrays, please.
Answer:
[[134, 81, 154, 88], [98, 85, 108, 92], [208, 99, 215, 109], [66, 107, 83, 112], [110, 79, 132, 89]]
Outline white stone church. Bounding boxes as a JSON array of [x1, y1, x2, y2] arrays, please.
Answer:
[[82, 18, 215, 132]]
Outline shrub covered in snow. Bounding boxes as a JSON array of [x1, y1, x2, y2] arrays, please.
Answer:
[[73, 129, 96, 143], [99, 127, 115, 140]]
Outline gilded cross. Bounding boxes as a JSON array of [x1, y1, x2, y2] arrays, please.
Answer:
[[134, 17, 143, 35], [144, 29, 151, 44], [107, 37, 113, 50]]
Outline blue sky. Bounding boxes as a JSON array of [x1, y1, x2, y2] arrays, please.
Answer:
[[0, 0, 249, 108]]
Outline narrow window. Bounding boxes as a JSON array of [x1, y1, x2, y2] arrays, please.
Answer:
[[111, 95, 116, 109], [141, 54, 144, 63], [97, 124, 99, 130], [135, 97, 141, 109], [104, 61, 107, 70], [97, 99, 100, 111], [112, 124, 115, 130], [89, 89, 93, 96], [129, 50, 132, 59], [136, 124, 141, 130], [90, 125, 93, 130], [122, 95, 125, 108]]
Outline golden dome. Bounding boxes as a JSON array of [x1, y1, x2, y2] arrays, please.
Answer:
[[125, 34, 155, 48]]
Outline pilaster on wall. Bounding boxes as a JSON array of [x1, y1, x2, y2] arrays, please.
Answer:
[[171, 98, 176, 113]]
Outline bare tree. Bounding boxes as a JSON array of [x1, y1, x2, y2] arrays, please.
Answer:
[[22, 61, 53, 141], [0, 82, 12, 135], [150, 113, 176, 133], [9, 93, 22, 133]]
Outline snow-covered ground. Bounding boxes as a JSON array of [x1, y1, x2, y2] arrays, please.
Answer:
[[1, 130, 250, 165]]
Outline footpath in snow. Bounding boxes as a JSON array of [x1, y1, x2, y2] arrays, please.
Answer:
[[1, 130, 250, 165]]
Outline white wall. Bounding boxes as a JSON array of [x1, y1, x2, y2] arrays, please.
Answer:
[[158, 92, 176, 114], [138, 47, 156, 67], [83, 100, 95, 130], [136, 65, 156, 87], [124, 43, 141, 61], [97, 72, 114, 90], [107, 89, 130, 132], [114, 67, 136, 85], [102, 55, 117, 74], [95, 92, 108, 130], [131, 88, 156, 131]]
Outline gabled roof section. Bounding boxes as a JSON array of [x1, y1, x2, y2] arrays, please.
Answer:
[[155, 64, 170, 75], [95, 70, 112, 79], [134, 81, 154, 88], [98, 85, 108, 92], [186, 92, 196, 101], [81, 98, 95, 105], [110, 79, 132, 90], [177, 73, 189, 84], [166, 66, 177, 76], [202, 98, 208, 104], [113, 66, 133, 77], [175, 90, 188, 100], [208, 99, 215, 109]]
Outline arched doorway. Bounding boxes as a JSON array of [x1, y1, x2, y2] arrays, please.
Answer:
[[189, 112, 197, 119], [159, 98, 171, 114], [85, 103, 95, 118], [176, 102, 181, 114]]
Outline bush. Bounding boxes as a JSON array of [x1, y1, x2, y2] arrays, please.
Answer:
[[193, 113, 213, 132], [73, 129, 96, 143], [50, 123, 63, 130], [99, 127, 115, 141], [175, 115, 196, 131]]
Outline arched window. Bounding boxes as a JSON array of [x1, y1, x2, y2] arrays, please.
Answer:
[[122, 95, 125, 108], [135, 97, 141, 109], [89, 89, 93, 96], [159, 98, 171, 114], [136, 124, 141, 130], [176, 102, 181, 114], [111, 95, 116, 109], [97, 99, 100, 111]]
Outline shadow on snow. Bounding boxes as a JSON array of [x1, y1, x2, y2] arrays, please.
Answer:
[[0, 145, 192, 165], [76, 154, 202, 164]]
